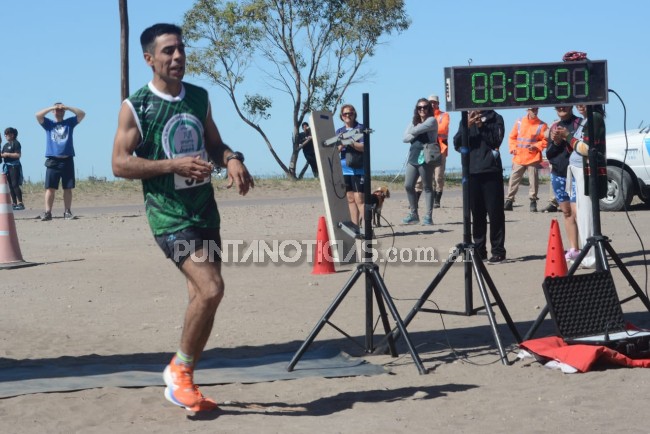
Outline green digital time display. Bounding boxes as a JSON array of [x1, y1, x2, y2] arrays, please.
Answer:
[[444, 60, 608, 111]]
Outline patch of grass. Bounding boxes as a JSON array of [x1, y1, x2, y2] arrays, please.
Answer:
[[76, 178, 144, 195], [18, 169, 546, 197], [20, 178, 144, 198], [372, 170, 463, 187], [246, 176, 321, 190]]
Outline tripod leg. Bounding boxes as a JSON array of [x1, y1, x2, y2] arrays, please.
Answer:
[[594, 239, 609, 272], [469, 252, 510, 364], [474, 259, 522, 342], [365, 270, 374, 353], [522, 305, 549, 342], [380, 244, 462, 348], [287, 267, 364, 372], [371, 282, 398, 357], [369, 267, 428, 374], [568, 238, 604, 272], [464, 246, 474, 314], [602, 241, 650, 311]]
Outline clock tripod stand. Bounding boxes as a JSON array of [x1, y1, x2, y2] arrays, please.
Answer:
[[377, 111, 521, 365]]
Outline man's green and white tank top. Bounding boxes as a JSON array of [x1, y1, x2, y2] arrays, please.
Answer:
[[126, 81, 219, 235]]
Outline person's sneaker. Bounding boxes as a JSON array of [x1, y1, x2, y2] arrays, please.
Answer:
[[402, 212, 419, 225], [565, 248, 581, 261], [164, 385, 218, 412], [504, 200, 513, 211], [530, 200, 538, 213], [186, 388, 219, 412], [40, 211, 52, 221], [422, 215, 433, 226], [541, 202, 558, 213], [14, 203, 25, 211], [163, 356, 202, 408], [63, 209, 74, 220], [487, 255, 506, 264]]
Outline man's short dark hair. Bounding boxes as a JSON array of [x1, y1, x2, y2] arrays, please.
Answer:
[[302, 122, 309, 128], [4, 127, 17, 137], [140, 23, 182, 54]]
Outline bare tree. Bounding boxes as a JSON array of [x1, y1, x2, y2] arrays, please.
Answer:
[[182, 0, 410, 178], [119, 0, 129, 101]]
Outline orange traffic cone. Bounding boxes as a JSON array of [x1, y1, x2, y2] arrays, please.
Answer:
[[544, 219, 568, 278], [312, 216, 335, 275], [0, 173, 27, 268]]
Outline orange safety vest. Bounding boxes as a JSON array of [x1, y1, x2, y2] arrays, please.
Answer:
[[434, 109, 450, 156], [508, 115, 548, 165]]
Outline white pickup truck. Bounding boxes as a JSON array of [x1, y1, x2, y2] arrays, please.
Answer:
[[601, 126, 650, 211]]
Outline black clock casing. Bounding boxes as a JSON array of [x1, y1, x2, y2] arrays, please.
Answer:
[[444, 60, 608, 111]]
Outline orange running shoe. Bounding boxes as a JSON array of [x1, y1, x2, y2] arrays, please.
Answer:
[[186, 386, 219, 412], [163, 356, 201, 408]]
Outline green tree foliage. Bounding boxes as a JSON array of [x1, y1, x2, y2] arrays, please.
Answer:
[[182, 0, 410, 178]]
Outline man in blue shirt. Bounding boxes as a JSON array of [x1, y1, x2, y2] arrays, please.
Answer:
[[35, 102, 85, 220]]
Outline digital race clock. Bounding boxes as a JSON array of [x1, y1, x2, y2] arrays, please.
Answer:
[[444, 60, 608, 111]]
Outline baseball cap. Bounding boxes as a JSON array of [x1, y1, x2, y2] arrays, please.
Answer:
[[428, 95, 439, 102]]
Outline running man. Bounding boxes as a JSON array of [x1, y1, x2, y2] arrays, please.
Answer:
[[112, 23, 254, 412]]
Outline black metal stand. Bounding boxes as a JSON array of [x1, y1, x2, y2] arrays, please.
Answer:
[[523, 105, 650, 341], [380, 111, 521, 366], [287, 93, 428, 375]]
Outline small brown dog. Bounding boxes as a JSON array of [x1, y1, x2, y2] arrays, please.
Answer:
[[371, 186, 390, 227]]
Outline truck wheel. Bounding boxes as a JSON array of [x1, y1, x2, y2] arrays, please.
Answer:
[[600, 166, 633, 211]]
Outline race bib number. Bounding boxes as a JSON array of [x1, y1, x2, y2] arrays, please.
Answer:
[[173, 151, 211, 190]]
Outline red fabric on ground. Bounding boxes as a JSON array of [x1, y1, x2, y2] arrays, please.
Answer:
[[520, 336, 650, 372]]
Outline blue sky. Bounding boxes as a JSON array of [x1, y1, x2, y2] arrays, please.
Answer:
[[2, 1, 647, 183]]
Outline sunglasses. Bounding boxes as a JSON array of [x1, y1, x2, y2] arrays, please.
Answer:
[[417, 106, 430, 111], [342, 112, 355, 117]]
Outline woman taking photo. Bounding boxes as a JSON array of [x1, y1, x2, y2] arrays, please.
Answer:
[[402, 98, 438, 225], [336, 104, 365, 226], [547, 106, 581, 261]]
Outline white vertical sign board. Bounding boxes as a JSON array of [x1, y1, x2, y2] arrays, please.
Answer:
[[309, 111, 356, 264]]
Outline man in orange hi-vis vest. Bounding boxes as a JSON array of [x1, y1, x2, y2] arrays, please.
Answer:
[[429, 94, 449, 208], [504, 107, 548, 212]]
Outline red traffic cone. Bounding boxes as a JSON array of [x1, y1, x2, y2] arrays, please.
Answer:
[[0, 173, 26, 267], [544, 219, 568, 278], [312, 216, 335, 275]]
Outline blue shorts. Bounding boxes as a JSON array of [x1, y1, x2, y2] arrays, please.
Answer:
[[154, 227, 221, 269], [551, 173, 576, 204]]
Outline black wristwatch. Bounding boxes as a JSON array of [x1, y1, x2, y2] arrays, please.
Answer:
[[226, 151, 245, 164]]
